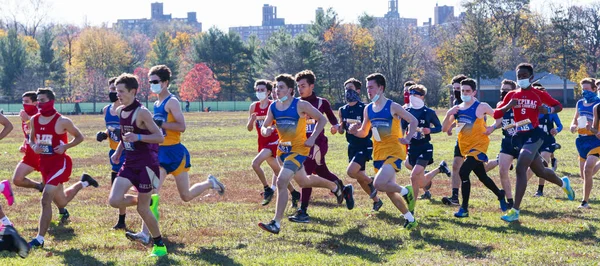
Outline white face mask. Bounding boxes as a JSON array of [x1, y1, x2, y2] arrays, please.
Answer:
[[256, 91, 267, 101], [151, 83, 163, 94], [517, 79, 530, 89], [409, 96, 424, 109]]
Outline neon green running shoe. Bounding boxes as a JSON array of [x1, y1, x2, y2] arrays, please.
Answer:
[[403, 185, 415, 213], [150, 194, 160, 221], [149, 244, 167, 257], [501, 208, 520, 222], [403, 219, 418, 230]]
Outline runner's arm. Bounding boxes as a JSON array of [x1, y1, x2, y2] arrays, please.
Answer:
[[539, 90, 562, 114], [428, 109, 442, 134], [493, 91, 516, 119], [592, 104, 599, 134], [337, 108, 345, 134], [570, 104, 579, 133], [393, 102, 418, 141], [351, 108, 371, 138], [162, 98, 186, 132], [321, 99, 339, 126], [0, 114, 13, 140], [300, 101, 326, 144], [442, 106, 458, 133], [61, 117, 84, 149], [138, 109, 165, 144], [552, 113, 563, 133], [247, 102, 257, 132], [261, 105, 275, 137]]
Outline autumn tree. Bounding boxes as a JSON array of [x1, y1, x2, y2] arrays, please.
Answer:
[[179, 63, 221, 110], [133, 67, 152, 106]]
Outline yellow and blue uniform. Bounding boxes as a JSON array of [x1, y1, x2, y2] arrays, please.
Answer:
[[575, 99, 600, 161], [154, 95, 191, 176], [368, 99, 406, 172], [271, 98, 308, 172], [456, 101, 489, 162], [105, 104, 125, 172]]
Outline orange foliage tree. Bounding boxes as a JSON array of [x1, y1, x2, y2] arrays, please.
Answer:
[[179, 63, 221, 110]]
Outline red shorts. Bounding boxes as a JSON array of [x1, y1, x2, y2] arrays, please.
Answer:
[[258, 140, 278, 158], [39, 155, 72, 186], [21, 145, 40, 171]]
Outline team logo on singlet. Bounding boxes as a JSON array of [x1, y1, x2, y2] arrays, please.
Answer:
[[36, 134, 53, 155]]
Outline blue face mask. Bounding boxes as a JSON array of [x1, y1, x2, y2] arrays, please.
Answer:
[[582, 90, 599, 103], [278, 95, 288, 102], [460, 95, 472, 103], [345, 89, 361, 103]]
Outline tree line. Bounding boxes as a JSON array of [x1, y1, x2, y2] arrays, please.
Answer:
[[0, 0, 599, 108]]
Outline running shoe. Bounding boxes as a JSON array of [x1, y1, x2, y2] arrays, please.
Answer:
[[501, 208, 520, 222], [288, 209, 310, 223], [403, 186, 415, 213], [372, 199, 383, 211], [343, 184, 355, 210], [438, 161, 451, 177], [261, 187, 274, 206], [149, 244, 167, 257], [561, 176, 575, 201], [81, 173, 98, 188], [454, 207, 469, 218], [126, 231, 151, 245], [0, 180, 14, 206], [208, 175, 225, 196], [258, 220, 280, 234]]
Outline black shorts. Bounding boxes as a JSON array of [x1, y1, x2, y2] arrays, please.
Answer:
[[348, 145, 372, 171], [408, 143, 434, 167], [514, 127, 544, 153], [499, 136, 520, 158], [453, 141, 462, 158], [540, 134, 556, 154]]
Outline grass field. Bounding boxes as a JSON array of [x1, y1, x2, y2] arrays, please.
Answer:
[[0, 108, 598, 265]]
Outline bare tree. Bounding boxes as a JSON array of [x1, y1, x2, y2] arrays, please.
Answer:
[[0, 0, 50, 38]]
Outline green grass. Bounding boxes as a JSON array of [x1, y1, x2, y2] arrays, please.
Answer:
[[0, 108, 599, 265]]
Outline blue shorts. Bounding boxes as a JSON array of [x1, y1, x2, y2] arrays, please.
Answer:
[[499, 136, 520, 158], [576, 135, 600, 161], [540, 134, 557, 154], [374, 157, 403, 173], [109, 149, 125, 173], [408, 143, 434, 167], [158, 143, 191, 176], [348, 145, 372, 171], [279, 152, 307, 173]]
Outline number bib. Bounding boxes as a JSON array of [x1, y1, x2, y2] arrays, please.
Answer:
[[306, 119, 316, 133], [124, 141, 135, 151], [107, 125, 121, 142], [278, 141, 292, 153], [39, 143, 54, 155]]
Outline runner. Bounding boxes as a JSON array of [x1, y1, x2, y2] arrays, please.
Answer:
[[28, 88, 99, 248], [348, 73, 418, 229], [0, 113, 15, 230], [493, 79, 518, 209], [441, 78, 508, 218], [336, 78, 383, 211], [246, 79, 300, 206]]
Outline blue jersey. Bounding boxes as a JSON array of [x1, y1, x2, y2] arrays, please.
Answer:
[[340, 101, 372, 148], [104, 104, 121, 149]]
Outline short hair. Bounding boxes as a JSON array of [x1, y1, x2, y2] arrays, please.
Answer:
[[366, 73, 386, 90], [254, 79, 273, 91], [344, 78, 362, 90], [275, 74, 296, 96], [532, 81, 542, 87], [452, 74, 468, 85], [115, 73, 139, 92], [295, 70, 316, 85], [36, 88, 55, 101], [501, 79, 517, 90], [22, 91, 37, 102], [581, 78, 597, 89], [460, 78, 477, 91], [409, 84, 427, 96], [516, 63, 534, 76], [108, 77, 117, 86], [404, 81, 416, 88], [149, 65, 172, 82]]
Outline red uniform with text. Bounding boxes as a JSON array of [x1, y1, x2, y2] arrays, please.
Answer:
[[494, 88, 561, 130], [33, 113, 72, 186], [254, 101, 279, 157]]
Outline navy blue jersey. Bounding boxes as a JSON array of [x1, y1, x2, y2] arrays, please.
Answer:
[[401, 106, 442, 145], [340, 102, 372, 148]]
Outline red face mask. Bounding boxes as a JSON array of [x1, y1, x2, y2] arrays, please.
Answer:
[[23, 104, 38, 116], [38, 100, 57, 116], [404, 90, 410, 104]]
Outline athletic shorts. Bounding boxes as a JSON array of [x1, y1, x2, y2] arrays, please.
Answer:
[[108, 149, 126, 173], [513, 128, 544, 152], [279, 152, 307, 174], [39, 155, 72, 186], [21, 144, 40, 171], [499, 136, 520, 158], [258, 139, 278, 158], [453, 141, 462, 158], [540, 134, 557, 154], [576, 135, 600, 161], [304, 137, 329, 175], [374, 156, 403, 173], [158, 143, 191, 176], [408, 143, 434, 167], [118, 163, 160, 193], [348, 145, 372, 171]]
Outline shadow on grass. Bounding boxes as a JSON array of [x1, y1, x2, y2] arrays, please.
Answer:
[[302, 224, 404, 263], [49, 248, 116, 266], [166, 239, 243, 266], [520, 209, 600, 223], [420, 232, 494, 259], [47, 223, 76, 242], [310, 201, 342, 209]]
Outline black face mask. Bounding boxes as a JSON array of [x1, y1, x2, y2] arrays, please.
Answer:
[[501, 91, 509, 100], [454, 90, 462, 103], [109, 92, 118, 102]]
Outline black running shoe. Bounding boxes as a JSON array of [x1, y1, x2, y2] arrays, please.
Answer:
[[372, 199, 383, 211], [420, 190, 432, 200], [333, 182, 344, 204], [553, 143, 561, 150], [288, 209, 310, 223], [551, 158, 557, 170], [368, 181, 378, 199], [112, 223, 126, 230], [258, 220, 280, 234], [262, 187, 275, 206], [59, 208, 70, 224], [343, 185, 355, 210], [4, 225, 29, 258], [442, 196, 460, 206], [81, 173, 98, 188], [438, 160, 451, 177], [290, 190, 300, 209]]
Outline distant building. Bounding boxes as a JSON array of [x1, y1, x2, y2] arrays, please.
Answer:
[[374, 0, 418, 28], [113, 2, 202, 32], [434, 4, 454, 25], [478, 71, 576, 105], [229, 4, 310, 42]]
